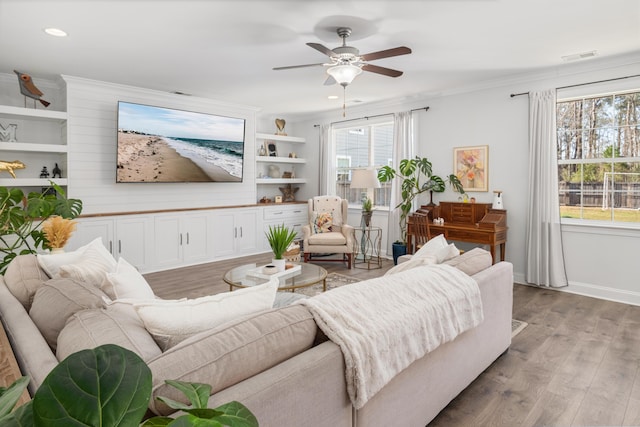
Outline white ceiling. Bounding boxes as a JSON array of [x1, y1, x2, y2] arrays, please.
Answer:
[[1, 0, 640, 117]]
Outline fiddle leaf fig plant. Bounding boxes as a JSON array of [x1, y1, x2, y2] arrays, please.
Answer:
[[378, 156, 464, 244], [0, 344, 258, 427], [0, 182, 82, 273]]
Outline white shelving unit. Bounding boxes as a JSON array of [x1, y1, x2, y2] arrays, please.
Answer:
[[0, 105, 68, 188], [255, 132, 307, 201]]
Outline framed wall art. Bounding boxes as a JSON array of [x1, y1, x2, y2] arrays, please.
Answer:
[[265, 141, 278, 157], [453, 145, 488, 192]]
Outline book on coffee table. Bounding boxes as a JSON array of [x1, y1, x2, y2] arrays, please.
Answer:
[[246, 263, 302, 281]]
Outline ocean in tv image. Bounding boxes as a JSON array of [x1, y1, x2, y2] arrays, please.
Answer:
[[116, 101, 246, 183]]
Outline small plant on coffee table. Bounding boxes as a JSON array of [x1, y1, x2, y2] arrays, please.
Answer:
[[265, 224, 297, 260]]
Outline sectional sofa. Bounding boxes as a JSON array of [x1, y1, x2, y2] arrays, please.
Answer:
[[0, 246, 513, 427]]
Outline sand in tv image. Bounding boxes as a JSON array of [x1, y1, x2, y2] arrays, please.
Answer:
[[116, 102, 246, 182]]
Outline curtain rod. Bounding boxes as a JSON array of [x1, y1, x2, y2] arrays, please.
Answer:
[[510, 73, 640, 98], [313, 106, 429, 127]]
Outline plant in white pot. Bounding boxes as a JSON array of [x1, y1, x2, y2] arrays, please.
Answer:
[[265, 224, 297, 272]]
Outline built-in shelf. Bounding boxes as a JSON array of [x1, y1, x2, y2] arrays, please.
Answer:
[[256, 133, 305, 143], [0, 142, 67, 153], [256, 156, 306, 164], [0, 105, 67, 121], [256, 178, 307, 184], [0, 178, 68, 186]]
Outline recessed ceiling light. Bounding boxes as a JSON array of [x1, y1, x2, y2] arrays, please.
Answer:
[[328, 95, 339, 100], [44, 28, 67, 37]]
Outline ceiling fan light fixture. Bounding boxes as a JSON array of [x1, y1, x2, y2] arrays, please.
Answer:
[[327, 64, 362, 86]]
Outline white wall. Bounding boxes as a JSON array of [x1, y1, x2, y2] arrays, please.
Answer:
[[293, 52, 640, 305], [63, 76, 259, 215]]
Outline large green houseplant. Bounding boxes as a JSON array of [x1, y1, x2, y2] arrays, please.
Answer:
[[0, 344, 258, 426], [0, 182, 82, 273], [378, 156, 464, 245]]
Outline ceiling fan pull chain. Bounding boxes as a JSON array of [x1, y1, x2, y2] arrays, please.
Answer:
[[343, 86, 346, 117]]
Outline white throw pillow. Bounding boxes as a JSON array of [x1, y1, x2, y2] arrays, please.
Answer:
[[37, 237, 102, 278], [101, 257, 155, 300], [134, 279, 279, 350], [385, 241, 459, 276], [413, 234, 448, 259], [57, 240, 117, 287]]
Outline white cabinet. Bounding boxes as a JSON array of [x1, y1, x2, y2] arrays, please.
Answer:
[[0, 106, 68, 188], [68, 215, 153, 271], [262, 204, 307, 250], [255, 133, 306, 202], [154, 212, 211, 268], [211, 208, 259, 257]]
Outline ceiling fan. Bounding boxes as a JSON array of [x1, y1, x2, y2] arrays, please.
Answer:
[[273, 27, 412, 87]]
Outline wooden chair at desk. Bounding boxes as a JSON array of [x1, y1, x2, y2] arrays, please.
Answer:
[[412, 212, 432, 251]]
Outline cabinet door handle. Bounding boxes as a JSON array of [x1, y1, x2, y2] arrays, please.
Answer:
[[180, 234, 183, 245], [274, 211, 283, 215], [186, 232, 190, 245], [293, 210, 302, 214], [240, 227, 243, 238], [234, 227, 237, 238], [293, 223, 302, 227], [118, 240, 122, 254], [109, 240, 113, 254]]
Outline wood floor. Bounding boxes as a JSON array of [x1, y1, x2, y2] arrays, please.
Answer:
[[144, 255, 640, 427]]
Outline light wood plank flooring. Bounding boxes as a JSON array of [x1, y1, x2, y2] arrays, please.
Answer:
[[145, 255, 640, 426]]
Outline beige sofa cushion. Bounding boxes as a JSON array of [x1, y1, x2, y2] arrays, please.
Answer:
[[308, 231, 347, 246], [443, 247, 493, 276], [57, 305, 162, 362], [3, 254, 48, 310], [147, 304, 318, 416], [29, 277, 107, 350]]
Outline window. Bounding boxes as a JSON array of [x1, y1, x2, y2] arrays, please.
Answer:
[[333, 120, 393, 207], [557, 90, 640, 225]]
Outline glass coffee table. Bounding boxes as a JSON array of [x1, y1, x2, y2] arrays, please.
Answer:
[[223, 262, 327, 292]]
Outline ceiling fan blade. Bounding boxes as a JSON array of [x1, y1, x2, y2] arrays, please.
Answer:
[[307, 42, 337, 58], [360, 46, 412, 61], [362, 64, 404, 78], [273, 63, 325, 71], [324, 75, 336, 86]]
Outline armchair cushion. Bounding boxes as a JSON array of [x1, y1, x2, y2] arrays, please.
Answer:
[[311, 211, 333, 234], [308, 231, 347, 246]]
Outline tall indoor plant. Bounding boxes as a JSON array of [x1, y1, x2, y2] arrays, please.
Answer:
[[0, 182, 82, 273], [378, 156, 464, 247]]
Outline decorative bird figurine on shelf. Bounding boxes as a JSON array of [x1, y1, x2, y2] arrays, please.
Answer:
[[14, 70, 50, 108]]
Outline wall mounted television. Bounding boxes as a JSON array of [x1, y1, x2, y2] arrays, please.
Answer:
[[116, 101, 246, 183]]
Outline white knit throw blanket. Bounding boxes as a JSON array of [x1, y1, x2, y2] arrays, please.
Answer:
[[297, 264, 484, 409]]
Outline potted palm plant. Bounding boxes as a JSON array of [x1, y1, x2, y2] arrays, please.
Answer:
[[265, 224, 297, 272], [378, 156, 464, 263], [361, 196, 373, 227]]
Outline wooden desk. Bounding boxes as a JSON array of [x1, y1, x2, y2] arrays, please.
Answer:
[[407, 202, 507, 263]]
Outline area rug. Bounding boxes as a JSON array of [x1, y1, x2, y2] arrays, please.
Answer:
[[296, 273, 529, 338], [511, 319, 528, 337]]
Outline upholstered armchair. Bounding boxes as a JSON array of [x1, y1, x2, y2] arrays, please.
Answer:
[[301, 196, 355, 268]]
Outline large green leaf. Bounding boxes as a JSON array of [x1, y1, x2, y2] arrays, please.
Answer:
[[0, 376, 29, 418], [30, 344, 151, 427]]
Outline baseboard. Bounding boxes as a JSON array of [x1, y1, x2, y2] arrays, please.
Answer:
[[514, 270, 640, 307]]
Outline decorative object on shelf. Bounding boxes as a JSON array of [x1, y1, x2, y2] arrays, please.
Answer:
[[288, 152, 297, 158], [265, 141, 277, 156], [268, 164, 280, 178], [291, 166, 295, 178], [454, 145, 488, 192], [275, 118, 287, 135], [52, 163, 62, 178], [259, 196, 272, 203], [265, 224, 297, 272], [378, 156, 464, 245], [275, 195, 283, 203], [41, 215, 77, 253], [14, 70, 50, 108], [282, 171, 293, 179], [492, 190, 504, 209], [39, 166, 49, 178], [279, 183, 299, 202], [0, 123, 17, 142], [0, 160, 25, 179], [258, 145, 267, 156], [0, 182, 82, 273]]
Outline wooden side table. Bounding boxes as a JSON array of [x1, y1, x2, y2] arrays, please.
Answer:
[[0, 322, 30, 406], [354, 226, 382, 269]]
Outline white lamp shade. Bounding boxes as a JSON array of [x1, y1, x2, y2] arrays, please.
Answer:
[[350, 169, 381, 189], [327, 64, 362, 85]]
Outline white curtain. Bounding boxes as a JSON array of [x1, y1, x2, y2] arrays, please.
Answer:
[[386, 111, 414, 254], [318, 124, 330, 195], [525, 90, 568, 288]]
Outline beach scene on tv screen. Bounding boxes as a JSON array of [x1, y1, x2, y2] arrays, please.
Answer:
[[117, 102, 245, 182]]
